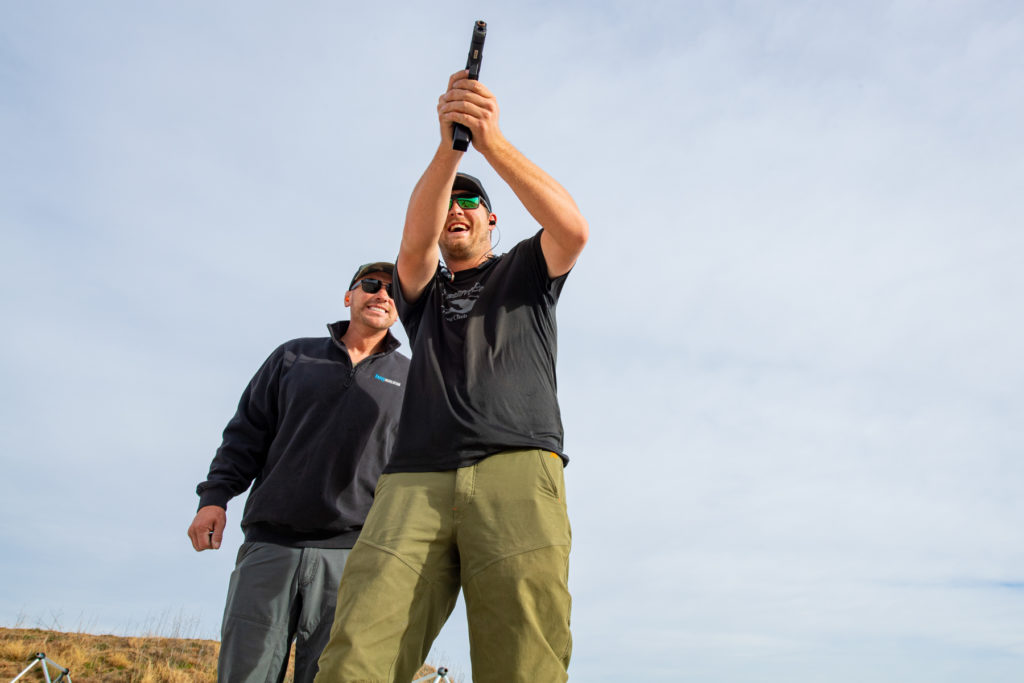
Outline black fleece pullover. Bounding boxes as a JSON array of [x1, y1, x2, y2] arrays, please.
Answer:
[[196, 321, 409, 548]]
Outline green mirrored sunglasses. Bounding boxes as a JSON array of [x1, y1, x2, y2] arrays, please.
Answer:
[[449, 195, 484, 210]]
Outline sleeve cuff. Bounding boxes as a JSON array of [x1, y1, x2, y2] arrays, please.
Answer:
[[197, 487, 232, 511]]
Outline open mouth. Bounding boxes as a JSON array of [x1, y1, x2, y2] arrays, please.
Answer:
[[447, 222, 469, 233]]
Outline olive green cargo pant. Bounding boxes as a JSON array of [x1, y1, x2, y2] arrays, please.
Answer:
[[314, 449, 573, 683]]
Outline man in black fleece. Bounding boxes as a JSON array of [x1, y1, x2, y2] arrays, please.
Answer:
[[187, 261, 409, 683]]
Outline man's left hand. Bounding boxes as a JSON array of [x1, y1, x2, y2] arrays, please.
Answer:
[[438, 70, 505, 154]]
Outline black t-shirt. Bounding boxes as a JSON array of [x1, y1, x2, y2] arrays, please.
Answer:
[[387, 231, 569, 472]]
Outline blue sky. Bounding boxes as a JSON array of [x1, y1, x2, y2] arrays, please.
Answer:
[[2, 2, 1022, 681]]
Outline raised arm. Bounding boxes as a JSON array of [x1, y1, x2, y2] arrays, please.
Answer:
[[397, 73, 469, 302], [397, 147, 459, 302], [439, 72, 589, 277]]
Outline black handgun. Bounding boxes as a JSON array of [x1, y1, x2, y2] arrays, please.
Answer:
[[452, 20, 487, 152]]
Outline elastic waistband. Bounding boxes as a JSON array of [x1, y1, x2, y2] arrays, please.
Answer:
[[243, 523, 360, 549]]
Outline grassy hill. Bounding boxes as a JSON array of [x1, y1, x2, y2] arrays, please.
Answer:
[[0, 627, 445, 682]]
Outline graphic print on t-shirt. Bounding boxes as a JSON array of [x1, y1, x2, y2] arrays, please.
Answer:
[[442, 281, 485, 322]]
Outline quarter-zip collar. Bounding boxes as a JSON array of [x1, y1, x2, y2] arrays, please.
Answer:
[[327, 320, 402, 365]]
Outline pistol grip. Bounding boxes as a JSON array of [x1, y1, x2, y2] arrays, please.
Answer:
[[452, 123, 472, 151]]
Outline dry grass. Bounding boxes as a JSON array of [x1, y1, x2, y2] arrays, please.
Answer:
[[0, 628, 444, 682], [1, 627, 219, 682]]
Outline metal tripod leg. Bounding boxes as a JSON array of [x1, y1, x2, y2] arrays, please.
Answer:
[[411, 667, 452, 683], [9, 652, 73, 683]]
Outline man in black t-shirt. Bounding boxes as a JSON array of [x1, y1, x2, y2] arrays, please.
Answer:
[[315, 71, 588, 683]]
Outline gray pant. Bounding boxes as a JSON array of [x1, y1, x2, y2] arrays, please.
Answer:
[[218, 542, 351, 683]]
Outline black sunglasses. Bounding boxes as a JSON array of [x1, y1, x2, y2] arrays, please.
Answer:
[[351, 278, 394, 297]]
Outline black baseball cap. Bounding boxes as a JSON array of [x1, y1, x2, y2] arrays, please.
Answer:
[[452, 172, 492, 212], [349, 261, 395, 289]]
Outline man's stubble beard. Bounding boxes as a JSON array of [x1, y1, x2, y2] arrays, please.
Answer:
[[440, 232, 490, 265], [354, 303, 395, 332]]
